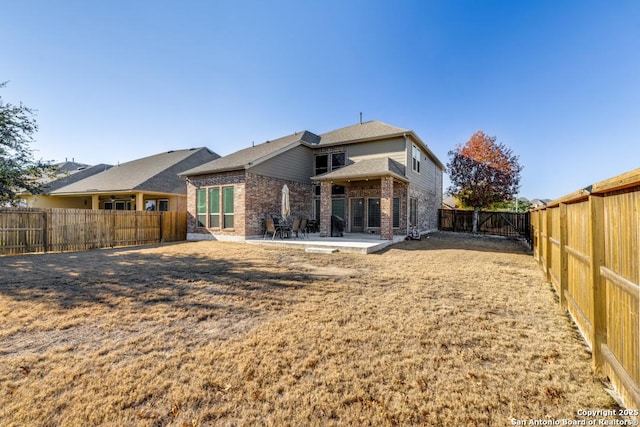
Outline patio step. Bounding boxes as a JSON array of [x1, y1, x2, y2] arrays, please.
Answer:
[[305, 247, 339, 254]]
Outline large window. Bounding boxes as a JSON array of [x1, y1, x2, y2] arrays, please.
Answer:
[[368, 198, 381, 228], [409, 198, 418, 227], [223, 187, 234, 229], [393, 197, 400, 228], [145, 199, 170, 211], [208, 188, 220, 228], [196, 186, 234, 229], [365, 198, 399, 228], [412, 145, 421, 173], [196, 189, 207, 228], [332, 198, 345, 218]]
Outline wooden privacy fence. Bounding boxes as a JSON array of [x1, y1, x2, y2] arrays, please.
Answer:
[[531, 168, 639, 410], [0, 208, 187, 255], [438, 209, 531, 242]]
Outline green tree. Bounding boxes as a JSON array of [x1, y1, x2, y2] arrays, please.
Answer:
[[0, 82, 56, 206], [447, 130, 523, 232]]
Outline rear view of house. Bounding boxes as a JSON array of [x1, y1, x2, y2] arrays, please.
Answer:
[[181, 121, 444, 241]]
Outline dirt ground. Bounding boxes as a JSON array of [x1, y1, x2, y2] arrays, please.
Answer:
[[0, 232, 633, 426]]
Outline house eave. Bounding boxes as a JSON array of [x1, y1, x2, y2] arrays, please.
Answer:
[[312, 172, 409, 184]]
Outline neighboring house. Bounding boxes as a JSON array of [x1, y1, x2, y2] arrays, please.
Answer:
[[442, 196, 460, 210], [42, 148, 220, 211], [181, 121, 444, 241], [530, 199, 550, 209], [19, 160, 112, 208]]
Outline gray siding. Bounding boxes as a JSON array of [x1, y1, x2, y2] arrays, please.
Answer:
[[346, 137, 406, 165], [248, 145, 314, 183], [405, 137, 442, 195]]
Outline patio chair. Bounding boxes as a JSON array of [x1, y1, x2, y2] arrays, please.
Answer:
[[263, 218, 281, 240], [299, 218, 308, 239], [290, 217, 301, 238]]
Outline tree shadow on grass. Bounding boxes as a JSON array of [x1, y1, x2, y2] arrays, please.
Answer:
[[0, 244, 317, 313]]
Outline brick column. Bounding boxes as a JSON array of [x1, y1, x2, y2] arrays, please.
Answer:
[[381, 176, 393, 240], [319, 181, 332, 237]]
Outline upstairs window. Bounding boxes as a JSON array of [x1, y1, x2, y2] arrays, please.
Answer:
[[315, 154, 328, 176], [412, 145, 421, 173], [331, 152, 346, 170]]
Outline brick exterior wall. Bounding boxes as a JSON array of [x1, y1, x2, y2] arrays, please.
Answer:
[[408, 185, 439, 233], [319, 181, 332, 237], [380, 176, 394, 240], [343, 180, 408, 236], [186, 170, 313, 238], [186, 170, 246, 237], [244, 173, 312, 236]]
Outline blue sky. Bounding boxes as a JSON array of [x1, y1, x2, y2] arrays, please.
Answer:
[[3, 0, 639, 200]]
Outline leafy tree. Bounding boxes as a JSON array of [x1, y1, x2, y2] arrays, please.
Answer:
[[491, 197, 531, 213], [447, 130, 522, 232], [1, 82, 56, 206]]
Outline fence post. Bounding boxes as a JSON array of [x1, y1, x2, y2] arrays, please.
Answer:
[[42, 211, 49, 253], [159, 212, 164, 243], [452, 210, 457, 232], [559, 203, 568, 310], [545, 208, 552, 282], [536, 210, 543, 265], [588, 195, 606, 375]]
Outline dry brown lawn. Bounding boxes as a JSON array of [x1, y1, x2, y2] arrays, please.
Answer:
[[0, 232, 631, 426]]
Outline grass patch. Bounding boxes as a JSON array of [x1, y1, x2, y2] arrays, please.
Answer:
[[0, 233, 628, 426]]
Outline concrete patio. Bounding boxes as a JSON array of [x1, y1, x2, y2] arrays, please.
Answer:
[[245, 232, 407, 254]]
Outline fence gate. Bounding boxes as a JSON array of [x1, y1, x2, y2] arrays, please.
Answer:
[[438, 209, 531, 243]]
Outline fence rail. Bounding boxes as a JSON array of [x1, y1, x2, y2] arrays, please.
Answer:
[[438, 209, 531, 242], [531, 168, 640, 411], [0, 208, 187, 256]]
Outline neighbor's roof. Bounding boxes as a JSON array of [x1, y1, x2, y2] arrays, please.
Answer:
[[43, 163, 113, 193], [180, 131, 320, 176], [311, 157, 408, 183], [52, 147, 219, 195]]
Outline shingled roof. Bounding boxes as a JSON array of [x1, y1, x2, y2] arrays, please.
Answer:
[[311, 157, 408, 182], [180, 131, 320, 176], [52, 147, 219, 195], [318, 121, 409, 145], [181, 120, 443, 176]]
